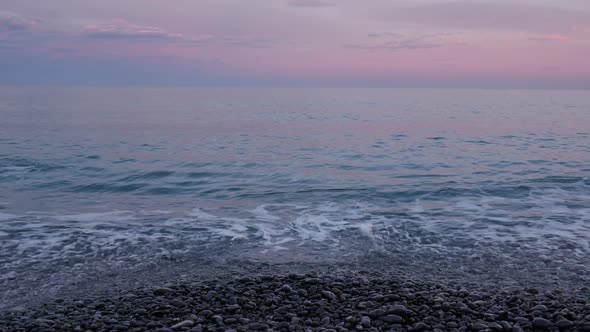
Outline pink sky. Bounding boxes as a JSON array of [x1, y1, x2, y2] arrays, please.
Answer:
[[1, 0, 589, 87]]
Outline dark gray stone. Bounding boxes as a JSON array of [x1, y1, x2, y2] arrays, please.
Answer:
[[360, 316, 371, 327], [556, 319, 574, 329], [409, 322, 429, 332], [530, 305, 548, 313], [390, 305, 408, 315], [153, 288, 173, 296], [170, 320, 194, 330], [532, 317, 552, 329], [197, 310, 213, 317], [322, 290, 337, 301], [381, 315, 403, 324], [249, 322, 269, 331]]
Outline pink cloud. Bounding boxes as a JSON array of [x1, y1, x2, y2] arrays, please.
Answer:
[[529, 34, 570, 42], [343, 33, 458, 52], [82, 21, 183, 41], [0, 12, 38, 33]]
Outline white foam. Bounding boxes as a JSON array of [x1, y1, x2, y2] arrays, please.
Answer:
[[4, 192, 590, 276], [292, 214, 340, 242], [215, 227, 248, 240], [188, 208, 217, 219], [355, 223, 374, 237], [148, 210, 173, 214], [250, 205, 280, 221]]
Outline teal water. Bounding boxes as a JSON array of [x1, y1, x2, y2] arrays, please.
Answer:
[[1, 87, 590, 303]]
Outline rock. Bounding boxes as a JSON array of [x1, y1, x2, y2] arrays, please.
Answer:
[[447, 322, 458, 328], [390, 305, 408, 316], [555, 320, 574, 329], [409, 322, 429, 332], [133, 309, 147, 316], [170, 320, 194, 330], [249, 322, 269, 331], [303, 278, 321, 284], [170, 299, 185, 307], [224, 318, 237, 324], [226, 304, 241, 313], [322, 291, 337, 301], [321, 317, 331, 325], [360, 316, 371, 327], [489, 322, 503, 331], [381, 315, 403, 324], [578, 322, 590, 332], [530, 304, 548, 313], [499, 321, 512, 331], [281, 284, 293, 292], [153, 288, 174, 296], [212, 315, 223, 326], [197, 310, 213, 317], [471, 322, 488, 330], [369, 309, 386, 318], [532, 317, 552, 329]]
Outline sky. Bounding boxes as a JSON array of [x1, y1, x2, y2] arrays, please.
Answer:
[[0, 0, 589, 88]]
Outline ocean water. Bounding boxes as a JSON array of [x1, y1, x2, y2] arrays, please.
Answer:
[[1, 87, 590, 303]]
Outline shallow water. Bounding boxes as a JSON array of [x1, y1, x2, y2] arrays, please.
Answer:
[[1, 87, 590, 305]]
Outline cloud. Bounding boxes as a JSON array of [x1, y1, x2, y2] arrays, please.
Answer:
[[367, 32, 404, 38], [344, 33, 454, 51], [82, 22, 183, 41], [288, 0, 334, 8], [529, 34, 570, 42], [222, 36, 277, 48], [69, 20, 274, 48], [0, 12, 36, 33], [377, 2, 590, 33]]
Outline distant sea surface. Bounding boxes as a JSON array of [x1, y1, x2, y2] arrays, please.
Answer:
[[1, 87, 590, 304]]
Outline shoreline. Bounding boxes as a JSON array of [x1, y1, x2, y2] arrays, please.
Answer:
[[2, 262, 590, 331]]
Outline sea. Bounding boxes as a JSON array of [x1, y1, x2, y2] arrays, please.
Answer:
[[1, 87, 590, 307]]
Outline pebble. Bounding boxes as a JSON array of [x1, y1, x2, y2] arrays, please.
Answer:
[[390, 305, 408, 316], [153, 288, 173, 296], [322, 290, 337, 301], [556, 319, 574, 329], [226, 304, 241, 312], [2, 271, 589, 332], [381, 315, 403, 324], [170, 320, 194, 330], [532, 317, 552, 329], [471, 322, 488, 330], [409, 322, 429, 331], [249, 322, 269, 331], [197, 309, 213, 317], [360, 316, 371, 327], [530, 304, 548, 313]]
